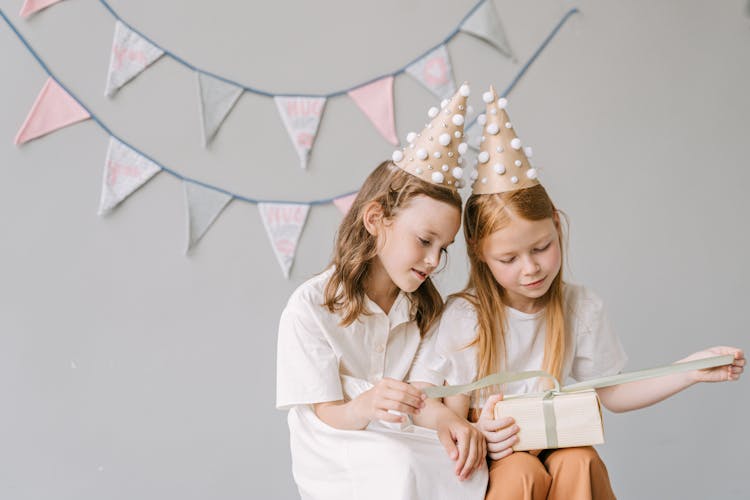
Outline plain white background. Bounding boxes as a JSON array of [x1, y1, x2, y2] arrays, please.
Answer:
[[1, 1, 747, 498]]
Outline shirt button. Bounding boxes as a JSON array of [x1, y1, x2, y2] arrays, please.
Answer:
[[375, 344, 385, 353]]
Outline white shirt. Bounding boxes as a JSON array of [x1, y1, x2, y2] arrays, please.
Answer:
[[408, 284, 628, 407], [276, 268, 419, 409]]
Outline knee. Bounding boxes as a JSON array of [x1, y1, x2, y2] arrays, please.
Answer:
[[545, 446, 606, 473], [488, 452, 551, 497]]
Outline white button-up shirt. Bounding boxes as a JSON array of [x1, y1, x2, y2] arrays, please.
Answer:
[[276, 268, 420, 409]]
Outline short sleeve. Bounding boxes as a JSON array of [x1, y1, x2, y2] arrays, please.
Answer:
[[408, 298, 479, 387], [570, 288, 628, 382], [275, 290, 343, 410]]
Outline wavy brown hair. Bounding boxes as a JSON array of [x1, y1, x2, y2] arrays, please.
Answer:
[[324, 161, 462, 336], [457, 184, 568, 397]]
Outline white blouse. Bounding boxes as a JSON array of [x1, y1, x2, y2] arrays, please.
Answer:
[[409, 284, 628, 406]]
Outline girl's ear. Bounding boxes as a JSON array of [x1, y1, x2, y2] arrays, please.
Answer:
[[362, 201, 384, 236], [552, 210, 561, 229]]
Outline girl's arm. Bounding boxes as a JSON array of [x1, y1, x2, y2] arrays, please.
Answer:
[[411, 383, 486, 480], [597, 346, 745, 413], [314, 377, 425, 430]]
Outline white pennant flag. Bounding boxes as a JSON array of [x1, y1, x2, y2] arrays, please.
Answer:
[[99, 137, 161, 215], [274, 97, 326, 169], [460, 1, 515, 59], [197, 72, 243, 146], [184, 181, 233, 253], [105, 21, 165, 96], [406, 44, 456, 100], [258, 203, 310, 278]]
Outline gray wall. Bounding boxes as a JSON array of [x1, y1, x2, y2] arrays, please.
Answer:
[[1, 1, 747, 498]]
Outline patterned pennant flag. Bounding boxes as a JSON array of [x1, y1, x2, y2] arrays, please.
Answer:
[[184, 181, 233, 253], [258, 203, 310, 278], [348, 76, 398, 146], [197, 72, 243, 146], [99, 137, 161, 215], [19, 0, 63, 17], [15, 78, 90, 145], [332, 193, 357, 216], [405, 45, 456, 100], [460, 1, 515, 59], [274, 96, 326, 170], [105, 21, 165, 97]]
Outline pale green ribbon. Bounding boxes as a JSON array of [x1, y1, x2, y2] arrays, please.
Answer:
[[423, 354, 734, 448]]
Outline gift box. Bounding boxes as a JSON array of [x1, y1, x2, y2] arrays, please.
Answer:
[[494, 389, 604, 451]]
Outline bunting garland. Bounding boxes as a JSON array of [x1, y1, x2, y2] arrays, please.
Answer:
[[19, 0, 63, 18], [4, 6, 581, 277]]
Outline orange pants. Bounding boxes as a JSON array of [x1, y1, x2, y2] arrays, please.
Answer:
[[485, 447, 616, 500]]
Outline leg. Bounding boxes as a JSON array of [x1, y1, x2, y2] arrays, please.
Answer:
[[541, 446, 616, 500], [486, 452, 551, 500]]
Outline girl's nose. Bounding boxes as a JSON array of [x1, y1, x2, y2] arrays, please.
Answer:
[[425, 248, 441, 268], [522, 256, 541, 275]]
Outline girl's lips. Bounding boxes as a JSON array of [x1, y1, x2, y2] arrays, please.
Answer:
[[523, 277, 546, 288], [412, 269, 427, 281]]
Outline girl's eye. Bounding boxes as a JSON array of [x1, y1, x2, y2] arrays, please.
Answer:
[[533, 242, 552, 253], [418, 238, 431, 247], [499, 256, 516, 264]]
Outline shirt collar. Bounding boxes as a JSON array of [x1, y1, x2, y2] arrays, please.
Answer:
[[365, 291, 413, 328]]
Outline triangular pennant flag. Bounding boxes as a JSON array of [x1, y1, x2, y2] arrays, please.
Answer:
[[197, 72, 243, 146], [460, 1, 515, 59], [99, 137, 161, 215], [105, 21, 165, 97], [348, 76, 398, 146], [274, 96, 326, 169], [333, 193, 357, 215], [258, 203, 310, 278], [15, 78, 90, 145], [405, 45, 456, 100], [19, 0, 63, 17], [184, 181, 233, 252]]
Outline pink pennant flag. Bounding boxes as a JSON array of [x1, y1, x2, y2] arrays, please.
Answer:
[[258, 203, 310, 278], [19, 0, 63, 17], [274, 96, 326, 169], [348, 76, 398, 146], [333, 193, 357, 215], [15, 78, 90, 145]]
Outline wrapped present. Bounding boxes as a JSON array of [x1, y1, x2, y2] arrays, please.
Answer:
[[494, 388, 604, 451], [424, 354, 734, 450]]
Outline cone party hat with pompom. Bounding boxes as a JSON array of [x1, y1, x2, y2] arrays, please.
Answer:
[[390, 83, 472, 190], [470, 85, 539, 194]]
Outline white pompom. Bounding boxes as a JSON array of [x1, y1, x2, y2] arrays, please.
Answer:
[[453, 167, 464, 179], [481, 177, 488, 184], [406, 132, 417, 143], [505, 122, 513, 129], [431, 171, 445, 183], [428, 106, 439, 118], [477, 114, 487, 125], [497, 97, 508, 109], [511, 176, 519, 184], [392, 150, 404, 162], [496, 146, 504, 153], [454, 131, 462, 138], [482, 91, 494, 104], [470, 169, 479, 180], [415, 167, 423, 174], [478, 151, 490, 163], [433, 151, 442, 159], [515, 159, 522, 167], [510, 138, 522, 150], [526, 168, 538, 179], [458, 142, 468, 155], [438, 133, 451, 146], [490, 108, 498, 115], [487, 123, 500, 135], [524, 146, 533, 158], [441, 164, 449, 172], [493, 163, 506, 174], [459, 84, 471, 96], [452, 114, 465, 126], [440, 99, 449, 109], [416, 148, 428, 160]]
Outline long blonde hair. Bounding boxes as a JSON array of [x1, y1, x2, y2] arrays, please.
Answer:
[[457, 184, 568, 390], [324, 161, 462, 336]]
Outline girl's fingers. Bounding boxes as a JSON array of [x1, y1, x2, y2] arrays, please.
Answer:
[[459, 435, 477, 479], [479, 394, 503, 421], [487, 435, 518, 454], [382, 400, 419, 415], [488, 447, 514, 461], [437, 429, 458, 461], [482, 417, 515, 433], [386, 379, 426, 400], [374, 410, 405, 423], [385, 389, 424, 410], [485, 424, 519, 443]]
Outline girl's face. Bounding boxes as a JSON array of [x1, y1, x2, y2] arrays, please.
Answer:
[[481, 214, 561, 313], [372, 195, 461, 294]]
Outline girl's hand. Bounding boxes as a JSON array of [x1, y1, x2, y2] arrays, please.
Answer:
[[476, 393, 519, 461], [436, 413, 487, 481], [352, 378, 426, 424], [684, 346, 745, 383]]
